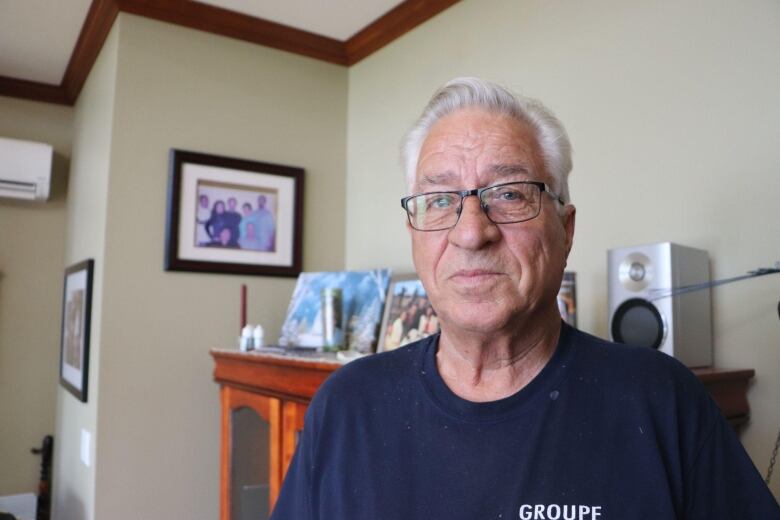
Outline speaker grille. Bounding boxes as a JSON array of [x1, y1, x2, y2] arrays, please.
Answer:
[[611, 298, 665, 349]]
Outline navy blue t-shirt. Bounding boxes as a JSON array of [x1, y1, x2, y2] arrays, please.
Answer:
[[271, 323, 779, 519]]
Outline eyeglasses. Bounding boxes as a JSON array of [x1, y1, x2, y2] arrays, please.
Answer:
[[400, 181, 565, 232]]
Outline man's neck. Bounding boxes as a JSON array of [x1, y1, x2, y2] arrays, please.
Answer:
[[435, 308, 562, 403]]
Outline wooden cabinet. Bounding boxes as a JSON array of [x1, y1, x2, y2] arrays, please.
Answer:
[[211, 350, 339, 520], [218, 386, 280, 519], [212, 349, 754, 519], [691, 367, 755, 432], [280, 400, 308, 476]]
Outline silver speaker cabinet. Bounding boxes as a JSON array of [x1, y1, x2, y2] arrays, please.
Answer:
[[608, 242, 712, 367]]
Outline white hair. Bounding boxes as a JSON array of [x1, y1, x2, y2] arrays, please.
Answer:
[[401, 77, 573, 204]]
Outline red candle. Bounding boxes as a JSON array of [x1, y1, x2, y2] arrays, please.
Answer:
[[240, 284, 247, 330]]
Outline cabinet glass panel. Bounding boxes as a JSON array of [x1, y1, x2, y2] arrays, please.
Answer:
[[231, 407, 270, 520]]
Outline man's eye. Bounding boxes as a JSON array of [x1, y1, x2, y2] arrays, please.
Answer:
[[493, 189, 525, 202], [429, 196, 454, 209]]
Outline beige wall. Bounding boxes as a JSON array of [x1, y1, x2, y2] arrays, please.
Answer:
[[346, 0, 780, 497], [0, 97, 72, 495], [52, 21, 120, 520], [4, 13, 347, 520], [87, 14, 346, 520]]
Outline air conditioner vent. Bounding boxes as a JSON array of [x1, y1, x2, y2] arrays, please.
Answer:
[[0, 137, 53, 201]]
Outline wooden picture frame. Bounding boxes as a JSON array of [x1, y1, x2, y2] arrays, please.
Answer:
[[164, 149, 304, 277], [377, 274, 439, 352], [59, 259, 94, 402]]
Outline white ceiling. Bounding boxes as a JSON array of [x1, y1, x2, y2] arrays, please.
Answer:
[[0, 0, 93, 85], [0, 0, 404, 86]]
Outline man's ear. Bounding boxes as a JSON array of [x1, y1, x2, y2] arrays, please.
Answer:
[[562, 205, 576, 259]]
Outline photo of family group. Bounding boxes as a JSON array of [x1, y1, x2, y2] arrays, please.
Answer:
[[377, 272, 578, 352], [379, 277, 439, 352], [195, 181, 277, 252]]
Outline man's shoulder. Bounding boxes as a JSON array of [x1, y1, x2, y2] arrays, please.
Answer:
[[565, 325, 705, 396], [561, 325, 722, 460]]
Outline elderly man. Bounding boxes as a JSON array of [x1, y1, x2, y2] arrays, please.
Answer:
[[271, 78, 778, 519]]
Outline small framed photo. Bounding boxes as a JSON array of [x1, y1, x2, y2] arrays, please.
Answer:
[[280, 270, 391, 353], [59, 259, 94, 402], [377, 274, 439, 352], [557, 271, 577, 327], [164, 149, 304, 277]]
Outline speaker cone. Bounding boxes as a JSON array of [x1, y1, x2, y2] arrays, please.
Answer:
[[611, 298, 665, 349]]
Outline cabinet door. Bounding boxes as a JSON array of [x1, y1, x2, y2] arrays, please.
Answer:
[[220, 386, 281, 520], [281, 401, 308, 479]]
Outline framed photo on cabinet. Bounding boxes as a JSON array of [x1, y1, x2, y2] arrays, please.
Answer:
[[279, 270, 391, 353], [557, 271, 577, 327], [377, 274, 439, 352]]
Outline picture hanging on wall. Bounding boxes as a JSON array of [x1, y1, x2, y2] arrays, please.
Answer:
[[164, 149, 304, 277], [59, 259, 94, 403]]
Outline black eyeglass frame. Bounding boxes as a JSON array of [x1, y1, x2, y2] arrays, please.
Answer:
[[400, 181, 566, 232]]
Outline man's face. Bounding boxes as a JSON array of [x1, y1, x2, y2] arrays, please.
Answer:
[[409, 108, 575, 335], [228, 198, 237, 210]]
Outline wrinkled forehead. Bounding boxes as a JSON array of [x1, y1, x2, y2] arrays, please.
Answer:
[[415, 108, 546, 191]]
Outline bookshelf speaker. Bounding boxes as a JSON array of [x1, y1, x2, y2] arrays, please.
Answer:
[[607, 242, 712, 367]]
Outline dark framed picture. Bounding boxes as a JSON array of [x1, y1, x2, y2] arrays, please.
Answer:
[[164, 149, 304, 277], [377, 274, 439, 352], [59, 259, 94, 402]]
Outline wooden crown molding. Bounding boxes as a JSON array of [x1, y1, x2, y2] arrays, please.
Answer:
[[345, 0, 459, 65], [0, 76, 69, 105], [62, 0, 121, 103], [0, 0, 459, 106], [117, 0, 347, 66]]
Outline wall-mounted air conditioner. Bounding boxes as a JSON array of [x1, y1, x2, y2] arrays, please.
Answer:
[[0, 137, 53, 201]]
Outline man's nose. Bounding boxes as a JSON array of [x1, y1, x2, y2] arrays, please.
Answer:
[[447, 195, 500, 249]]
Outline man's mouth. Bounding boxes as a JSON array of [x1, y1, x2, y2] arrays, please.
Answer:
[[449, 269, 503, 281]]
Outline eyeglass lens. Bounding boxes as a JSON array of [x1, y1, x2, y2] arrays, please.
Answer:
[[407, 182, 542, 231]]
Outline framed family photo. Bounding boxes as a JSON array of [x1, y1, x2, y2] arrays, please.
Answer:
[[377, 274, 439, 352], [164, 149, 304, 277], [59, 259, 94, 402], [376, 271, 577, 353]]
